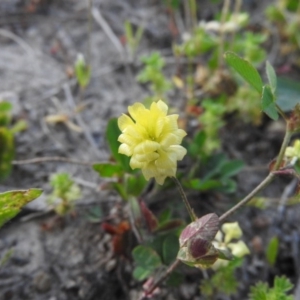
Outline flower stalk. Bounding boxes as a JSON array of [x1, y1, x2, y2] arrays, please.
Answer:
[[172, 177, 197, 221]]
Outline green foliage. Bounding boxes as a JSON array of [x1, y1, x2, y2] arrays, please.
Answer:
[[0, 189, 43, 227], [124, 20, 143, 57], [0, 101, 26, 181], [227, 86, 263, 125], [261, 85, 279, 120], [185, 153, 244, 194], [0, 102, 12, 126], [0, 127, 14, 180], [249, 276, 294, 300], [0, 249, 14, 268], [266, 236, 279, 266], [266, 0, 300, 47], [266, 61, 277, 94], [200, 258, 243, 297], [163, 0, 181, 9], [174, 12, 265, 68], [105, 118, 131, 173], [94, 118, 147, 200], [48, 173, 81, 215], [174, 28, 217, 58], [224, 51, 263, 93], [224, 53, 281, 121], [74, 54, 91, 89], [137, 52, 172, 98], [198, 99, 226, 154], [276, 77, 300, 112], [232, 32, 267, 66], [132, 245, 162, 281]]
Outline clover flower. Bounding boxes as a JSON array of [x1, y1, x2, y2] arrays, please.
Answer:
[[118, 100, 187, 185], [212, 221, 249, 270]]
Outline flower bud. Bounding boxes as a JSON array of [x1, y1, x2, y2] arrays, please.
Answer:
[[177, 213, 220, 268]]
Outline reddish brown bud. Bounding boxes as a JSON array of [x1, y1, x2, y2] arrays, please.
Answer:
[[177, 213, 220, 268], [140, 201, 158, 232], [179, 213, 219, 247]]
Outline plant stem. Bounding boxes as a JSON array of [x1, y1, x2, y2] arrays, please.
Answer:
[[276, 104, 288, 121], [219, 172, 275, 222], [87, 0, 93, 66], [218, 0, 230, 68], [273, 128, 293, 170], [12, 156, 105, 166], [172, 177, 197, 221], [219, 127, 293, 222], [142, 259, 180, 299]]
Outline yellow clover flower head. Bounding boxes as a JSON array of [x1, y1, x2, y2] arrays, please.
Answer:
[[211, 222, 249, 270], [118, 100, 187, 185]]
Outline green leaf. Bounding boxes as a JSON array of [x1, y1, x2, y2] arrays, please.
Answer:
[[74, 54, 91, 89], [125, 174, 147, 196], [185, 179, 222, 191], [162, 234, 179, 265], [132, 245, 162, 270], [106, 118, 131, 173], [111, 182, 128, 200], [224, 51, 263, 93], [276, 77, 300, 111], [261, 85, 279, 120], [133, 266, 152, 281], [158, 209, 172, 224], [0, 128, 14, 180], [93, 163, 123, 177], [274, 276, 294, 294], [266, 236, 279, 266], [219, 160, 244, 179], [266, 61, 277, 93], [166, 271, 184, 287], [155, 219, 183, 233], [0, 189, 43, 227], [0, 101, 12, 113]]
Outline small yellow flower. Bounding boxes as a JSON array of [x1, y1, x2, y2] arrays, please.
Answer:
[[228, 240, 250, 257], [211, 222, 249, 270], [222, 222, 242, 243], [118, 100, 187, 184], [285, 140, 300, 159]]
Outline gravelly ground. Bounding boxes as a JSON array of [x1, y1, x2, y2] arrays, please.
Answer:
[[0, 0, 300, 299]]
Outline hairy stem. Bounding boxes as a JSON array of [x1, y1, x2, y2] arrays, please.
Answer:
[[173, 177, 197, 221], [219, 172, 274, 221], [273, 128, 293, 170], [219, 128, 293, 222], [142, 259, 180, 299]]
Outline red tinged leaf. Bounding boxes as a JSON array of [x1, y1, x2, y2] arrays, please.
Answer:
[[179, 213, 219, 247], [101, 222, 120, 235], [140, 201, 158, 232], [101, 221, 132, 257]]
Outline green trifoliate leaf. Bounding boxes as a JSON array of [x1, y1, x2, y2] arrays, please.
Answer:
[[224, 51, 263, 93], [261, 85, 279, 120], [266, 61, 277, 94]]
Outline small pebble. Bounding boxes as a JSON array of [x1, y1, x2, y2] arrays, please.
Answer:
[[33, 271, 52, 293]]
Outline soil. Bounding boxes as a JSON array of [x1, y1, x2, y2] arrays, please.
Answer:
[[0, 0, 300, 299]]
